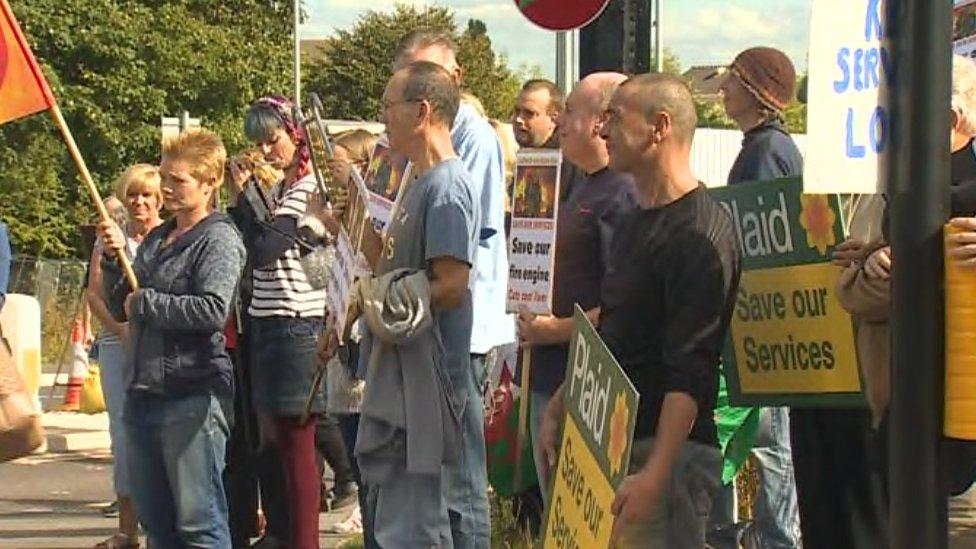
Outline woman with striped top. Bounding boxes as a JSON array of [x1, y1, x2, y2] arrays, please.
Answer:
[[227, 96, 329, 549]]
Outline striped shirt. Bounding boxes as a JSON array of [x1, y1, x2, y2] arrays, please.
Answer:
[[248, 174, 327, 318]]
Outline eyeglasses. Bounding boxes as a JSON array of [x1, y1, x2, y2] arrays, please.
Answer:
[[381, 98, 420, 111]]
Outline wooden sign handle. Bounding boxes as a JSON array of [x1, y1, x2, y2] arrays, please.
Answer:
[[50, 104, 139, 290]]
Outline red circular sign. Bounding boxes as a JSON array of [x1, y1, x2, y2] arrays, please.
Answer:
[[515, 0, 611, 31]]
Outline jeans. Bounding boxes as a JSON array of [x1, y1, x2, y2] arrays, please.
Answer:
[[97, 334, 131, 496], [366, 472, 453, 548], [529, 389, 553, 503], [124, 392, 232, 549], [750, 407, 802, 548], [618, 438, 723, 548], [442, 354, 491, 549]]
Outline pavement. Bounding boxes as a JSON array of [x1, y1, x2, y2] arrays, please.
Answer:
[[0, 380, 357, 549], [9, 378, 976, 548]]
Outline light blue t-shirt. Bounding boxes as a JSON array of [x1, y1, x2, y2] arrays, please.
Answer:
[[452, 103, 516, 353], [374, 158, 480, 375]]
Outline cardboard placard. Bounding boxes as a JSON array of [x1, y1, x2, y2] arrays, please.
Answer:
[[710, 178, 865, 407], [956, 0, 976, 59], [363, 135, 411, 232], [507, 149, 561, 314], [805, 0, 892, 194], [541, 306, 639, 548]]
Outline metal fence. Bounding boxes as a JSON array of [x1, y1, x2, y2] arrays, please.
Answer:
[[10, 256, 88, 369]]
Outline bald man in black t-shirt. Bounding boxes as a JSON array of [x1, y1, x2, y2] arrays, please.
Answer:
[[539, 73, 742, 548]]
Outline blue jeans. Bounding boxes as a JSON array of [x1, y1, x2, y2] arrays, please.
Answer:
[[366, 472, 453, 548], [442, 354, 491, 549], [97, 334, 131, 496], [125, 392, 232, 549], [529, 389, 553, 503], [750, 407, 802, 548]]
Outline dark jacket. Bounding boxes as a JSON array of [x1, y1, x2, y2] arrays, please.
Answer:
[[103, 212, 245, 397], [727, 119, 803, 184]]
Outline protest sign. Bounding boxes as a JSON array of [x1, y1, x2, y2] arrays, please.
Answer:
[[710, 178, 864, 407], [956, 0, 976, 59], [805, 0, 892, 193], [507, 149, 561, 314], [541, 307, 639, 549], [363, 135, 411, 232]]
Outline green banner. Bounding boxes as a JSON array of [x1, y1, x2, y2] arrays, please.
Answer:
[[542, 306, 639, 548], [709, 178, 866, 407]]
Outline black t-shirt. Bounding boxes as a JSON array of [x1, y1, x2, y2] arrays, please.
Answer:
[[598, 185, 742, 446], [531, 168, 637, 394]]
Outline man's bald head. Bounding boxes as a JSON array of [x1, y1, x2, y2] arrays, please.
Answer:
[[575, 71, 629, 113], [393, 30, 462, 85], [619, 73, 697, 144]]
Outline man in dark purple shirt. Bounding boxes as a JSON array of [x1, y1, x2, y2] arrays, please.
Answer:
[[517, 72, 636, 496]]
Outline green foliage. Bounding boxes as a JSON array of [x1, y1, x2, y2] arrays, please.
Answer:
[[303, 5, 522, 121], [2, 0, 294, 257]]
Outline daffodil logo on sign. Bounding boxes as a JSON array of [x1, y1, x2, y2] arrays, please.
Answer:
[[798, 194, 836, 255], [607, 391, 629, 477]]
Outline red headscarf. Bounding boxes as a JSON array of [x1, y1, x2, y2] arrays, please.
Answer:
[[252, 95, 311, 181]]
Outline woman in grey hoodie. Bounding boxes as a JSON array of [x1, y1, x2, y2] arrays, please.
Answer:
[[100, 129, 245, 548]]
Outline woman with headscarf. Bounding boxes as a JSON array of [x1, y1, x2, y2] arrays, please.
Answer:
[[227, 96, 334, 549]]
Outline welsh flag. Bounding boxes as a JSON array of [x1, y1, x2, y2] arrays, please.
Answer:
[[0, 0, 55, 125]]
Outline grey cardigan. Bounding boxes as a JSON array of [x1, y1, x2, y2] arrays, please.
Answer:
[[354, 269, 461, 486]]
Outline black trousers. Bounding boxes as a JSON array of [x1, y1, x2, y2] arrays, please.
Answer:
[[790, 408, 890, 549], [225, 333, 261, 548]]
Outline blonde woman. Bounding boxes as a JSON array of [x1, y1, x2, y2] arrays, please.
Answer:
[[99, 130, 245, 547], [88, 164, 163, 549]]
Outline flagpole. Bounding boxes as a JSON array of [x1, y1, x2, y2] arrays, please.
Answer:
[[49, 104, 139, 290]]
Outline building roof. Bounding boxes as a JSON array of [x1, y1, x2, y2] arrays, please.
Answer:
[[683, 65, 726, 100]]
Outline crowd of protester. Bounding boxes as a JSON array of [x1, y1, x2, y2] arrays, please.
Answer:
[[57, 24, 976, 549]]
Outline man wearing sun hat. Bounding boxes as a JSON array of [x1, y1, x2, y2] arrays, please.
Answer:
[[707, 46, 805, 549]]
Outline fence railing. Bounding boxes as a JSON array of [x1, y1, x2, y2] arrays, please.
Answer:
[[10, 256, 88, 369]]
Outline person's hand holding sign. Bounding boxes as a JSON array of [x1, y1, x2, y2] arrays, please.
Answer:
[[831, 238, 864, 268], [609, 469, 666, 546], [948, 217, 976, 267], [864, 246, 892, 280]]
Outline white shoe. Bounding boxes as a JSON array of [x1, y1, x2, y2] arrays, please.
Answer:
[[332, 504, 363, 535]]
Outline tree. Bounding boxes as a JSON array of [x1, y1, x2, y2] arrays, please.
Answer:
[[303, 5, 522, 121], [3, 0, 294, 257]]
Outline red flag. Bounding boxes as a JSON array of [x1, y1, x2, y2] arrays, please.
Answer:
[[0, 0, 55, 125]]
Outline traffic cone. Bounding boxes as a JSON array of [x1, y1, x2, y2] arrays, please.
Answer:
[[58, 318, 89, 411]]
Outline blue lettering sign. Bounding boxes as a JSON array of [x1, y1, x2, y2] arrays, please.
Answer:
[[869, 106, 888, 153], [846, 108, 866, 158], [834, 48, 851, 93], [865, 0, 882, 41]]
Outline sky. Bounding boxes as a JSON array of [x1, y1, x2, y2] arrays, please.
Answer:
[[302, 0, 813, 77]]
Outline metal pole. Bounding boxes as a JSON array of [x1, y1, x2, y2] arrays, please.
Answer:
[[179, 110, 189, 134], [888, 0, 950, 547], [654, 0, 663, 73], [556, 31, 570, 93], [294, 0, 301, 108]]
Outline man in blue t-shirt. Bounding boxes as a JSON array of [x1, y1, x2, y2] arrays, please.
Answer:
[[353, 60, 479, 547], [391, 30, 510, 548]]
